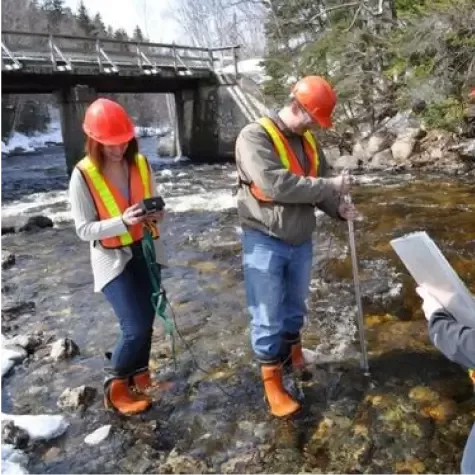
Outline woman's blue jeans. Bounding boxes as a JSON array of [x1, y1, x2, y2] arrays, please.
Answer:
[[102, 245, 155, 377]]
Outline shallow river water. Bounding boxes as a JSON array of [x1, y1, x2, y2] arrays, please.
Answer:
[[2, 140, 475, 473]]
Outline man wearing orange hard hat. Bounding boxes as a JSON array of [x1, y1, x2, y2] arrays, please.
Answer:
[[235, 76, 358, 418]]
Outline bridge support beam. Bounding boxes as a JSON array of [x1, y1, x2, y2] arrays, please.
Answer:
[[190, 86, 220, 160], [55, 85, 96, 175], [173, 86, 220, 162]]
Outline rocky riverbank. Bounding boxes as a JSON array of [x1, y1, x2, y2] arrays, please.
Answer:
[[325, 111, 475, 174], [2, 157, 475, 473]]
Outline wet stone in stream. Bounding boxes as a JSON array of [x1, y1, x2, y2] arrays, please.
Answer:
[[2, 421, 30, 449], [57, 386, 97, 411], [2, 299, 36, 321], [2, 252, 16, 270]]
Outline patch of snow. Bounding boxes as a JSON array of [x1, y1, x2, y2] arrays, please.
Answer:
[[1, 341, 27, 377], [1, 120, 171, 156], [1, 414, 69, 440], [219, 57, 271, 84]]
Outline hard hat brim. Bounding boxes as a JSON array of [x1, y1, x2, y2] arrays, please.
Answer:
[[313, 113, 333, 129], [83, 126, 135, 146]]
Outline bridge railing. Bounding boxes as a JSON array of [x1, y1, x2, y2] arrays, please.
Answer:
[[1, 31, 240, 77]]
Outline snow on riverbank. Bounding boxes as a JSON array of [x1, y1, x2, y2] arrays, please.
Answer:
[[1, 121, 171, 156]]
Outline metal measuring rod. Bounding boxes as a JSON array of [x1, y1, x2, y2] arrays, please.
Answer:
[[343, 184, 370, 375]]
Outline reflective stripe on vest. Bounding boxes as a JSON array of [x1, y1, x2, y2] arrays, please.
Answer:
[[77, 153, 159, 249], [469, 368, 475, 385], [249, 117, 320, 203]]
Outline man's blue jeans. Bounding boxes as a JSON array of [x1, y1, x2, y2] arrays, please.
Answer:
[[462, 423, 475, 474], [102, 245, 155, 377], [242, 228, 313, 363]]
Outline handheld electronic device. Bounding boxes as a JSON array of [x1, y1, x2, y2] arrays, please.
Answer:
[[139, 196, 165, 215]]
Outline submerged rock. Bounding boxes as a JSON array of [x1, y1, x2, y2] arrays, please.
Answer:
[[3, 300, 35, 321]]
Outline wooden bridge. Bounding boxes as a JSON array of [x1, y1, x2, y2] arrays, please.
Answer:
[[1, 30, 240, 94], [1, 31, 249, 171]]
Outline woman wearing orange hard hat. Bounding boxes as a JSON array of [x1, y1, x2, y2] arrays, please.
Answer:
[[69, 98, 170, 415]]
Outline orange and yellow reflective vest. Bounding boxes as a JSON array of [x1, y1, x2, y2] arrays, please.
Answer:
[[245, 116, 320, 203], [77, 153, 159, 249]]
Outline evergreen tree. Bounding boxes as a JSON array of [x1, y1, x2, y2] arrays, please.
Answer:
[[261, 0, 474, 133], [42, 0, 65, 32], [114, 28, 130, 52], [114, 28, 129, 41], [77, 0, 93, 36], [92, 12, 107, 38], [133, 25, 145, 42]]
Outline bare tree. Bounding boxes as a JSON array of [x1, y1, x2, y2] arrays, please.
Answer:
[[170, 0, 266, 57]]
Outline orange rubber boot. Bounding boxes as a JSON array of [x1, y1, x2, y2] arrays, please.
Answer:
[[261, 364, 301, 418], [104, 378, 151, 415], [131, 369, 174, 398]]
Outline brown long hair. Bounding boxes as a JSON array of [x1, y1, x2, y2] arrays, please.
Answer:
[[85, 137, 139, 172]]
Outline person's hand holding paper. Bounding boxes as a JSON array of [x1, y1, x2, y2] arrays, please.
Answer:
[[416, 286, 444, 320]]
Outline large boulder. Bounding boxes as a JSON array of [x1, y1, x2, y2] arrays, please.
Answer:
[[384, 111, 421, 137], [390, 128, 425, 162], [369, 149, 393, 170], [322, 147, 341, 168], [449, 139, 475, 160], [333, 155, 360, 171], [366, 132, 392, 157], [352, 140, 368, 160]]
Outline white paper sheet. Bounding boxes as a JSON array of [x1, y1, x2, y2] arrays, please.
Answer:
[[390, 231, 475, 327]]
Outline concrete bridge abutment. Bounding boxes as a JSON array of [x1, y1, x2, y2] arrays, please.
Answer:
[[172, 75, 268, 163], [55, 85, 96, 175], [173, 86, 220, 162]]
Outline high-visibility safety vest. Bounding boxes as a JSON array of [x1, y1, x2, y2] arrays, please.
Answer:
[[77, 153, 159, 249], [247, 117, 321, 203]]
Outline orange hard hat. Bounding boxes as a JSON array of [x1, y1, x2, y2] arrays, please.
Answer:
[[83, 98, 135, 145], [292, 76, 337, 128]]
